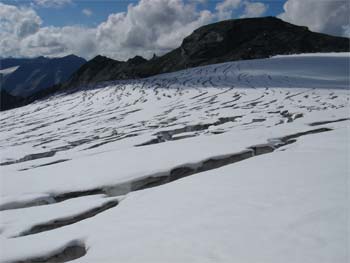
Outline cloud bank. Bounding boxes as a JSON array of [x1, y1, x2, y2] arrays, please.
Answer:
[[279, 0, 350, 37]]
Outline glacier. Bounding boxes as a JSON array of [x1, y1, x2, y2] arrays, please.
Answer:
[[0, 53, 349, 263]]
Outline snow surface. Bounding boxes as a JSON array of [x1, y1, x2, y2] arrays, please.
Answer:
[[0, 53, 349, 262]]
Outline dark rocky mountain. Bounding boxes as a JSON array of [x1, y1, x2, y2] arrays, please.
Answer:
[[0, 58, 34, 69], [1, 55, 86, 97], [64, 55, 147, 87], [1, 17, 349, 111], [63, 17, 349, 88]]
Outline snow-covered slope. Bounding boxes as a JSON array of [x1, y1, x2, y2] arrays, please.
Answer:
[[0, 53, 349, 263]]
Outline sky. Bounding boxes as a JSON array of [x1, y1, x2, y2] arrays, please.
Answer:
[[0, 0, 349, 60]]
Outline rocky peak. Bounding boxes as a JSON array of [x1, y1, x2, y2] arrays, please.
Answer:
[[127, 55, 147, 65]]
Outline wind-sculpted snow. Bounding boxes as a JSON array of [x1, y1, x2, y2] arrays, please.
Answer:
[[0, 53, 349, 263], [0, 54, 348, 168]]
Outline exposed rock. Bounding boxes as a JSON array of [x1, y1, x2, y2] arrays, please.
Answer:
[[18, 200, 119, 236], [0, 127, 334, 212], [8, 241, 86, 263], [63, 55, 148, 88], [0, 151, 56, 166], [309, 118, 350, 126]]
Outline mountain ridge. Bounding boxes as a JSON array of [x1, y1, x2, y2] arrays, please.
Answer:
[[62, 17, 350, 88], [1, 17, 349, 111], [0, 54, 86, 98]]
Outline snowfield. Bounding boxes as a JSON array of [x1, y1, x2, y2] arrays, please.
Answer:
[[0, 53, 349, 263]]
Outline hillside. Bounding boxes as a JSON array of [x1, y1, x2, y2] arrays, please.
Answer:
[[0, 55, 86, 97], [65, 17, 349, 87], [0, 53, 349, 263], [2, 17, 349, 112]]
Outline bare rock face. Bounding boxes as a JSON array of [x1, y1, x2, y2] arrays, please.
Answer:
[[138, 17, 349, 76], [63, 55, 148, 88], [127, 55, 148, 65], [181, 31, 225, 59], [175, 17, 349, 68]]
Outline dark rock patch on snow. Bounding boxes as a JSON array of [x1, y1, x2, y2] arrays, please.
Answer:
[[309, 118, 350, 126], [7, 241, 86, 263], [17, 200, 118, 236], [0, 151, 56, 166]]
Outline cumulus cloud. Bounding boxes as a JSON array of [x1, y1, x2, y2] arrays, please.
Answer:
[[279, 0, 350, 37], [241, 1, 268, 18], [96, 0, 214, 59], [0, 3, 42, 38], [215, 0, 241, 20], [216, 0, 267, 20], [0, 2, 96, 58], [0, 3, 42, 57], [0, 0, 270, 60], [21, 26, 97, 58], [82, 8, 93, 17]]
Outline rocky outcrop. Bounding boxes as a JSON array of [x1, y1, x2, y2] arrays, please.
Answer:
[[137, 17, 349, 76], [63, 55, 148, 88]]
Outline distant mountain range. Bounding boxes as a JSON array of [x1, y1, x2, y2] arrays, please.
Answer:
[[0, 58, 35, 70], [0, 55, 86, 98], [1, 17, 349, 111]]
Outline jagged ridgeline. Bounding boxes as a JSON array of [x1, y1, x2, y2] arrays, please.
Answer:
[[0, 55, 86, 110], [65, 17, 349, 86], [1, 16, 349, 111]]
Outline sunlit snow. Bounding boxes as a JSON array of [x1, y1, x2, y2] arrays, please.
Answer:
[[0, 53, 349, 263]]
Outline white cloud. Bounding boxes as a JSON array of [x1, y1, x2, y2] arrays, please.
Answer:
[[96, 0, 214, 60], [21, 26, 97, 58], [0, 1, 214, 60], [0, 2, 96, 58], [0, 3, 42, 38], [33, 0, 72, 8], [215, 0, 241, 20], [215, 0, 267, 20], [279, 0, 350, 37], [82, 8, 93, 17], [0, 3, 42, 57], [241, 1, 268, 18], [0, 0, 271, 60]]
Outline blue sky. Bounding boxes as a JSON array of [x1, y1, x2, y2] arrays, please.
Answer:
[[0, 0, 348, 59], [2, 0, 285, 27]]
